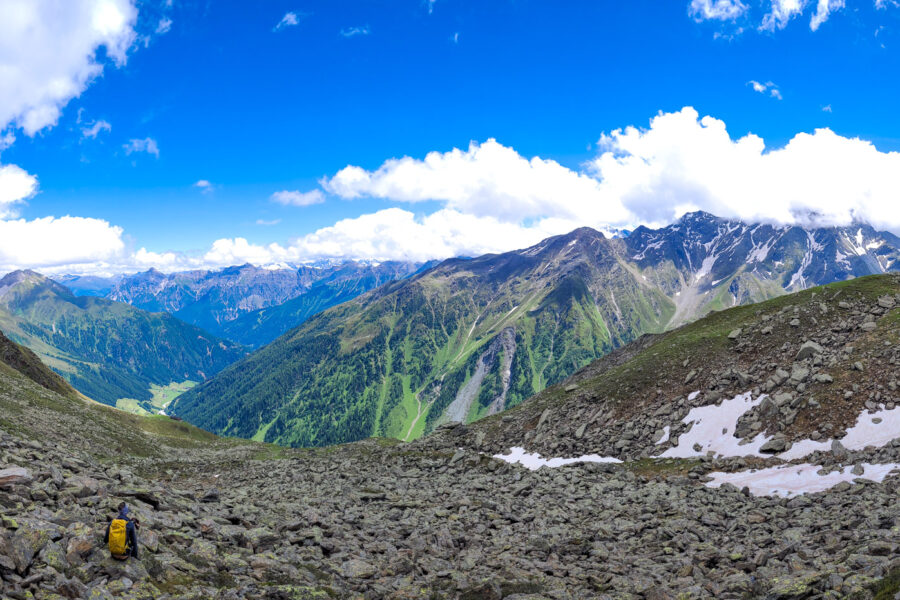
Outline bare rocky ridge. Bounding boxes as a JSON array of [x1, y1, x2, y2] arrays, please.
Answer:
[[2, 277, 900, 598]]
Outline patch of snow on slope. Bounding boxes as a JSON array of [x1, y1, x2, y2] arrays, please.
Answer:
[[694, 252, 719, 282], [779, 405, 900, 460], [631, 239, 665, 261], [661, 392, 771, 458], [706, 463, 900, 497], [494, 447, 622, 470]]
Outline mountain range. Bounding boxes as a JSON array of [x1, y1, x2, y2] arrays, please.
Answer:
[[0, 270, 244, 408], [103, 261, 425, 345], [171, 211, 900, 447]]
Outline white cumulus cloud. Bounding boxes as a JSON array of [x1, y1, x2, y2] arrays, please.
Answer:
[[587, 106, 900, 230], [0, 216, 126, 272], [0, 164, 39, 218], [0, 0, 138, 135], [322, 138, 629, 226]]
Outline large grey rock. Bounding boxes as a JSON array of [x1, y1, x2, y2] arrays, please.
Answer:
[[795, 341, 823, 361], [0, 466, 32, 487]]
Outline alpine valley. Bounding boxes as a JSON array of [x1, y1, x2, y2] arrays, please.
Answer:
[[171, 211, 900, 447], [0, 270, 244, 410]]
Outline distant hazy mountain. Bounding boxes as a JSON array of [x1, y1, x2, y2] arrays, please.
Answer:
[[222, 261, 435, 347], [0, 270, 245, 406], [54, 274, 123, 297], [172, 212, 900, 448], [107, 261, 424, 342]]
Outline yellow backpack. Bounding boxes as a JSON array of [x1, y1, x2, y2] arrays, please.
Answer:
[[108, 519, 129, 559]]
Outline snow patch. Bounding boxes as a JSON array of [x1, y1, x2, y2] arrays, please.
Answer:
[[706, 463, 900, 497], [779, 405, 900, 460], [494, 447, 622, 470], [661, 392, 771, 458]]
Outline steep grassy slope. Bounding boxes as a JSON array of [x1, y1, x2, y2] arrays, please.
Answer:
[[173, 228, 673, 446], [0, 329, 78, 399], [0, 270, 245, 406]]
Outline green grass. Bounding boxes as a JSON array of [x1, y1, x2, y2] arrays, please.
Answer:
[[116, 380, 198, 415], [871, 567, 900, 600]]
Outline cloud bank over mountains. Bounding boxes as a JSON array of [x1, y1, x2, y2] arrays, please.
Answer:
[[5, 104, 900, 273]]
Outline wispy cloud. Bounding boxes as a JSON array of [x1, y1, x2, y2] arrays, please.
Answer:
[[256, 218, 282, 226], [425, 0, 437, 14], [81, 119, 111, 140], [822, 104, 833, 112], [688, 0, 748, 21], [156, 18, 173, 34], [340, 25, 370, 37], [194, 179, 214, 194], [452, 32, 460, 44], [271, 189, 325, 206], [274, 12, 302, 32], [123, 137, 160, 158], [747, 80, 782, 99]]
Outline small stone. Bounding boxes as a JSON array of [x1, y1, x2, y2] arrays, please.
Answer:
[[860, 321, 877, 332], [790, 318, 800, 327], [727, 329, 742, 340]]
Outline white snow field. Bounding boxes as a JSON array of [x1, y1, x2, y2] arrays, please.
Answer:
[[493, 447, 621, 470], [706, 463, 900, 497]]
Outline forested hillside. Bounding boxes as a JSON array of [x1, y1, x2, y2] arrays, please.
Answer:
[[0, 270, 245, 406]]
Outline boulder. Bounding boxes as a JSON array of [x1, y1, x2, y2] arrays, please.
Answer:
[[342, 558, 377, 579], [0, 466, 32, 487], [795, 341, 823, 361]]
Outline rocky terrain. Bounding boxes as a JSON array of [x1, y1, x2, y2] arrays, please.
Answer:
[[0, 279, 899, 598]]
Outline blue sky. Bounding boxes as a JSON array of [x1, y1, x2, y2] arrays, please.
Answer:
[[1, 0, 900, 273]]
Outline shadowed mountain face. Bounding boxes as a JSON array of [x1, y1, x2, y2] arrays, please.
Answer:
[[106, 261, 424, 344], [0, 270, 245, 406], [172, 213, 900, 449]]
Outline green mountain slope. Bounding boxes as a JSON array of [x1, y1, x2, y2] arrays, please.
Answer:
[[172, 228, 674, 446], [0, 270, 246, 406], [0, 328, 78, 399]]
